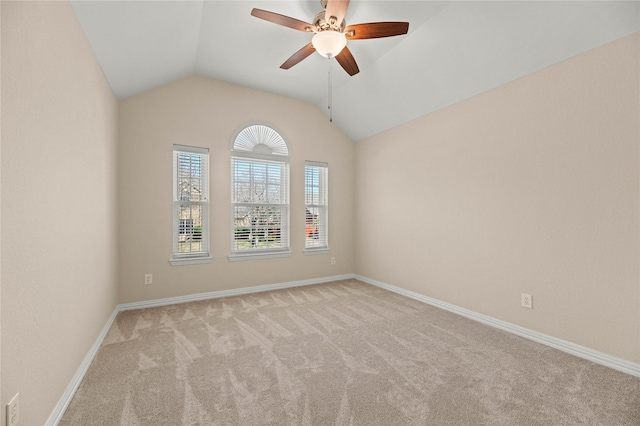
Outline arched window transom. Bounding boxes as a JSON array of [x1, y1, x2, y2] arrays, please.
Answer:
[[232, 124, 289, 157]]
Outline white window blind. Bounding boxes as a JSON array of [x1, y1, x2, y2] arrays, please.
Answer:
[[231, 157, 289, 255], [305, 161, 328, 251], [172, 145, 210, 263]]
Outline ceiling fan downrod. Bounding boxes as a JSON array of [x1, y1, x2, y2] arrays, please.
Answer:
[[328, 59, 333, 122]]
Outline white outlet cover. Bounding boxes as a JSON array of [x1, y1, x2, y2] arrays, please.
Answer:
[[521, 293, 533, 309]]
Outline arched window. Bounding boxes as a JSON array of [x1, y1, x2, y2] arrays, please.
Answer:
[[230, 124, 291, 259]]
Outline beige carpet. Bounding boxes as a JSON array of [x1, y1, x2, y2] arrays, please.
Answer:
[[60, 279, 639, 425]]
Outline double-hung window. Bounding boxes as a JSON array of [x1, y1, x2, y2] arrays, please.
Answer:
[[305, 162, 329, 253], [171, 145, 211, 265], [230, 124, 290, 260]]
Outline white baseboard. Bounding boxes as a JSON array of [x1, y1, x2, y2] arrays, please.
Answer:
[[48, 273, 355, 424], [356, 274, 640, 378], [118, 274, 356, 311], [49, 272, 639, 424], [46, 307, 119, 426]]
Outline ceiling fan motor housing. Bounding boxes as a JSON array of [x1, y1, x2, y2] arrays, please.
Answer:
[[313, 11, 346, 33]]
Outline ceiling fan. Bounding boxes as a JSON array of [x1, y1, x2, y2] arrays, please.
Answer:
[[251, 0, 409, 76]]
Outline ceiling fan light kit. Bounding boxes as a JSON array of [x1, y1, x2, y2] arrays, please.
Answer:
[[251, 0, 409, 123], [251, 0, 409, 76], [312, 31, 347, 58]]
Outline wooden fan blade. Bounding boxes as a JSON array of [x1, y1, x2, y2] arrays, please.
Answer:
[[280, 43, 316, 70], [345, 22, 409, 40], [325, 0, 350, 26], [335, 46, 359, 76], [251, 8, 314, 32]]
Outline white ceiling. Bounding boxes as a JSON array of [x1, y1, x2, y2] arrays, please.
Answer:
[[70, 1, 640, 141]]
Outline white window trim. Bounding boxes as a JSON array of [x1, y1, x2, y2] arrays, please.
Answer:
[[228, 250, 292, 262], [171, 144, 211, 265], [304, 161, 329, 255], [230, 124, 291, 261]]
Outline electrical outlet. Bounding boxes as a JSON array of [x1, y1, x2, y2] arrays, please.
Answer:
[[7, 393, 19, 426], [521, 293, 532, 309], [330, 257, 336, 265], [144, 274, 153, 285]]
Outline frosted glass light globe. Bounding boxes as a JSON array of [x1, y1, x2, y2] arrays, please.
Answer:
[[312, 31, 347, 58]]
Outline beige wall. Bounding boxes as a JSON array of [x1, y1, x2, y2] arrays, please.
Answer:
[[1, 2, 119, 425], [0, 1, 3, 420], [118, 76, 355, 303], [0, 2, 3, 419], [0, 3, 636, 423], [356, 33, 640, 364]]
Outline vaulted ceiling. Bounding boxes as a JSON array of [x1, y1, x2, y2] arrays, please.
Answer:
[[70, 1, 639, 141]]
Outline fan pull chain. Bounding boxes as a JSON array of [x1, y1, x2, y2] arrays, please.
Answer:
[[328, 58, 333, 122]]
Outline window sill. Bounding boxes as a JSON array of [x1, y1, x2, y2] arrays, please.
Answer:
[[169, 256, 212, 266], [304, 248, 330, 255], [228, 251, 292, 262]]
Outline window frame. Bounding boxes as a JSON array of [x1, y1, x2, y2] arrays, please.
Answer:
[[304, 161, 329, 254], [170, 144, 212, 266], [229, 124, 291, 261]]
